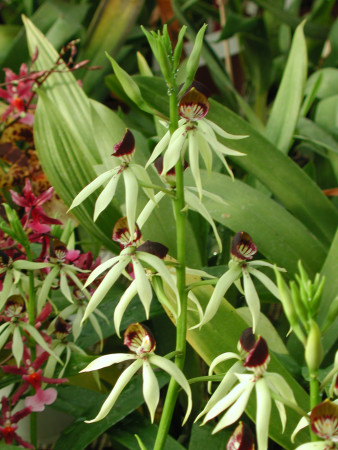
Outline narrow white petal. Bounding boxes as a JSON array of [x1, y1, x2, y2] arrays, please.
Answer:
[[185, 267, 215, 278], [213, 148, 235, 180], [274, 399, 287, 432], [148, 354, 192, 424], [146, 131, 171, 168], [80, 353, 136, 372], [114, 281, 138, 338], [143, 361, 160, 423], [12, 326, 23, 366], [185, 186, 227, 206], [82, 257, 130, 323], [72, 308, 83, 342], [123, 168, 139, 238], [204, 380, 251, 423], [187, 291, 204, 323], [0, 324, 13, 350], [264, 372, 296, 404], [291, 416, 310, 443], [256, 378, 271, 450], [208, 352, 241, 377], [203, 119, 248, 140], [69, 169, 118, 209], [196, 133, 212, 174], [60, 269, 73, 303], [198, 266, 242, 327], [188, 132, 203, 200], [0, 271, 14, 310], [84, 256, 120, 288], [295, 443, 330, 450], [37, 266, 60, 312], [93, 175, 120, 221], [248, 267, 281, 300], [162, 126, 187, 174], [88, 313, 104, 352], [137, 191, 165, 229], [185, 190, 222, 252], [196, 361, 244, 422], [243, 267, 261, 333], [85, 359, 143, 422], [137, 252, 177, 298], [133, 258, 153, 318]]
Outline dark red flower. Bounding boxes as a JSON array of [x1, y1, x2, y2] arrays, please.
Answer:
[[0, 396, 33, 449]]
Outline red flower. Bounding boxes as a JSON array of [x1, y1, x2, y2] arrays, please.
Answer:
[[0, 396, 33, 449], [10, 179, 61, 233], [0, 64, 35, 125]]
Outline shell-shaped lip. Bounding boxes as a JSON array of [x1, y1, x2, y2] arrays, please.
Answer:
[[310, 399, 338, 439], [0, 249, 10, 266], [112, 129, 135, 160], [112, 217, 141, 246], [136, 240, 168, 259], [179, 87, 209, 120], [55, 317, 71, 336], [123, 323, 156, 355], [227, 421, 255, 450], [5, 295, 26, 314], [231, 231, 258, 261], [243, 336, 269, 369], [50, 238, 67, 261], [239, 327, 256, 353]]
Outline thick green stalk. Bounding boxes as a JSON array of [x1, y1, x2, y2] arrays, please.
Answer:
[[309, 371, 320, 442], [154, 88, 188, 450]]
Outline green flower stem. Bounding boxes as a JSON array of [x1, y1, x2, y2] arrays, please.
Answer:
[[186, 279, 218, 291], [154, 87, 188, 450], [25, 246, 37, 448], [309, 370, 321, 441]]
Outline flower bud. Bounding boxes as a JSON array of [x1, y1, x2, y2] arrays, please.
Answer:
[[305, 320, 323, 372], [227, 421, 255, 450]]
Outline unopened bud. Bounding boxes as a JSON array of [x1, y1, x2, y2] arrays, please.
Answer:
[[305, 320, 323, 372]]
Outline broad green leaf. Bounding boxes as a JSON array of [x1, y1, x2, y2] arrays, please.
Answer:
[[296, 118, 338, 155], [77, 0, 144, 98], [135, 76, 338, 247], [53, 374, 169, 450], [186, 170, 326, 276], [0, 25, 20, 60], [265, 21, 307, 154], [315, 95, 338, 135], [318, 228, 338, 355], [305, 68, 338, 99], [188, 422, 230, 449]]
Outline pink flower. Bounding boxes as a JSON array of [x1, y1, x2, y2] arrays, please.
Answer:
[[2, 346, 67, 410], [10, 178, 62, 233], [0, 64, 35, 125]]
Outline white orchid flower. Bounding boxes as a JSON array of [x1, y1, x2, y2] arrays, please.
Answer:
[[293, 400, 338, 450], [146, 86, 247, 199], [80, 323, 192, 424], [195, 231, 285, 332], [198, 329, 297, 450], [69, 129, 155, 237], [81, 218, 177, 334]]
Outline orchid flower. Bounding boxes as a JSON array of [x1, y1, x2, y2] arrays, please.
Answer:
[[69, 129, 155, 237], [10, 179, 62, 234], [292, 400, 338, 450], [80, 323, 192, 424], [0, 396, 33, 449], [146, 86, 247, 199], [0, 64, 35, 125], [197, 329, 296, 450], [2, 345, 67, 411], [81, 217, 177, 335], [195, 231, 284, 332], [0, 295, 60, 365]]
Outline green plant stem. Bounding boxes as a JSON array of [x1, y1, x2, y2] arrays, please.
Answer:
[[154, 88, 188, 450], [26, 247, 37, 448], [309, 370, 321, 441]]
